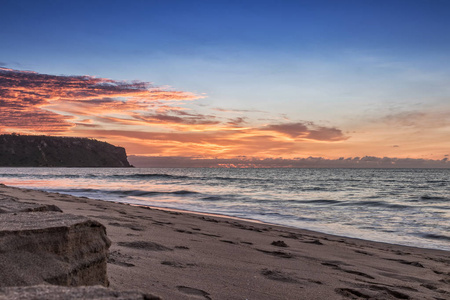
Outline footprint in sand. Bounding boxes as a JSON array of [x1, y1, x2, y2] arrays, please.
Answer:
[[335, 288, 371, 299], [199, 216, 219, 223], [108, 259, 135, 267], [271, 240, 288, 247], [108, 222, 145, 231], [336, 284, 412, 299], [256, 248, 294, 258], [368, 285, 411, 299], [321, 262, 375, 280], [117, 241, 172, 251], [108, 250, 135, 267], [175, 229, 194, 234], [354, 250, 374, 256], [152, 220, 173, 226], [199, 232, 221, 238], [386, 258, 424, 268], [161, 261, 184, 268], [261, 268, 298, 283], [161, 260, 197, 268], [279, 232, 302, 239], [174, 245, 190, 250], [301, 239, 324, 245], [220, 239, 237, 244], [240, 241, 253, 245], [176, 286, 211, 300]]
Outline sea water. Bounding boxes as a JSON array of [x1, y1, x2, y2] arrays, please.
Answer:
[[0, 167, 448, 251]]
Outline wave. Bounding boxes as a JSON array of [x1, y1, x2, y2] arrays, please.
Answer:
[[0, 174, 31, 178], [0, 173, 194, 180], [55, 188, 200, 198], [419, 233, 450, 242], [320, 178, 363, 182], [201, 196, 225, 201], [337, 200, 411, 209], [109, 174, 260, 182], [426, 180, 448, 184], [292, 186, 329, 192], [294, 199, 342, 205], [0, 173, 98, 179], [419, 195, 449, 202], [111, 189, 199, 197], [107, 173, 262, 182], [59, 188, 98, 193], [112, 173, 191, 180]]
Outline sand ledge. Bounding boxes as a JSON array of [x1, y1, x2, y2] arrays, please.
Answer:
[[0, 184, 449, 300]]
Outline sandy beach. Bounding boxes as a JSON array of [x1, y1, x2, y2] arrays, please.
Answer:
[[0, 184, 448, 300]]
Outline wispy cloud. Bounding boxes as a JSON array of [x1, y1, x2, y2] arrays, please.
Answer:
[[212, 107, 266, 114], [382, 110, 450, 129], [261, 122, 347, 141], [227, 117, 247, 126]]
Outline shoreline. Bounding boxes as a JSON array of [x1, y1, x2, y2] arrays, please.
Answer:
[[8, 183, 450, 252], [1, 167, 448, 252], [1, 183, 449, 299], [127, 203, 448, 253]]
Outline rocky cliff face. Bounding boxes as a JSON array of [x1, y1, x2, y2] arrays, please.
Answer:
[[0, 135, 131, 167]]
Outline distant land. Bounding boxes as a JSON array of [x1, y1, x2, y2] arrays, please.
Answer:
[[127, 155, 450, 168], [0, 135, 131, 167]]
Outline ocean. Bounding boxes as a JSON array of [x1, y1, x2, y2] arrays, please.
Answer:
[[0, 167, 448, 251]]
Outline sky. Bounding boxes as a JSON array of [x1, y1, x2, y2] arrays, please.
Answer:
[[1, 0, 450, 167]]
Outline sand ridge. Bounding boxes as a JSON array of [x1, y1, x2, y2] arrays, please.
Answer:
[[0, 184, 448, 299]]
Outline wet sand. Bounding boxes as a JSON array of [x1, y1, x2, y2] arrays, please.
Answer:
[[0, 184, 448, 299]]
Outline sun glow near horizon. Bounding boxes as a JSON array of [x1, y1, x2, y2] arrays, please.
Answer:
[[1, 1, 450, 166], [1, 67, 449, 167]]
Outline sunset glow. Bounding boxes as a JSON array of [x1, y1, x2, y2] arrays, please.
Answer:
[[1, 1, 450, 167]]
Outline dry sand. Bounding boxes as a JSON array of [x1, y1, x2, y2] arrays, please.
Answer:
[[0, 184, 448, 300]]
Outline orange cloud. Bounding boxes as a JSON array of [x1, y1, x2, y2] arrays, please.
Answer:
[[0, 108, 73, 133], [0, 68, 200, 134], [2, 68, 351, 159], [73, 127, 308, 158], [133, 110, 220, 126]]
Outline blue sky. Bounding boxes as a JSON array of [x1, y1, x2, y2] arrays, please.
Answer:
[[4, 1, 450, 80], [1, 0, 450, 162]]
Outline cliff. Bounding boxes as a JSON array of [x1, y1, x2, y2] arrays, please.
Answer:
[[0, 135, 131, 167]]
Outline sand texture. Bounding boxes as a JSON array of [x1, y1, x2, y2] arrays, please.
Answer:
[[0, 285, 160, 300], [0, 184, 448, 300]]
